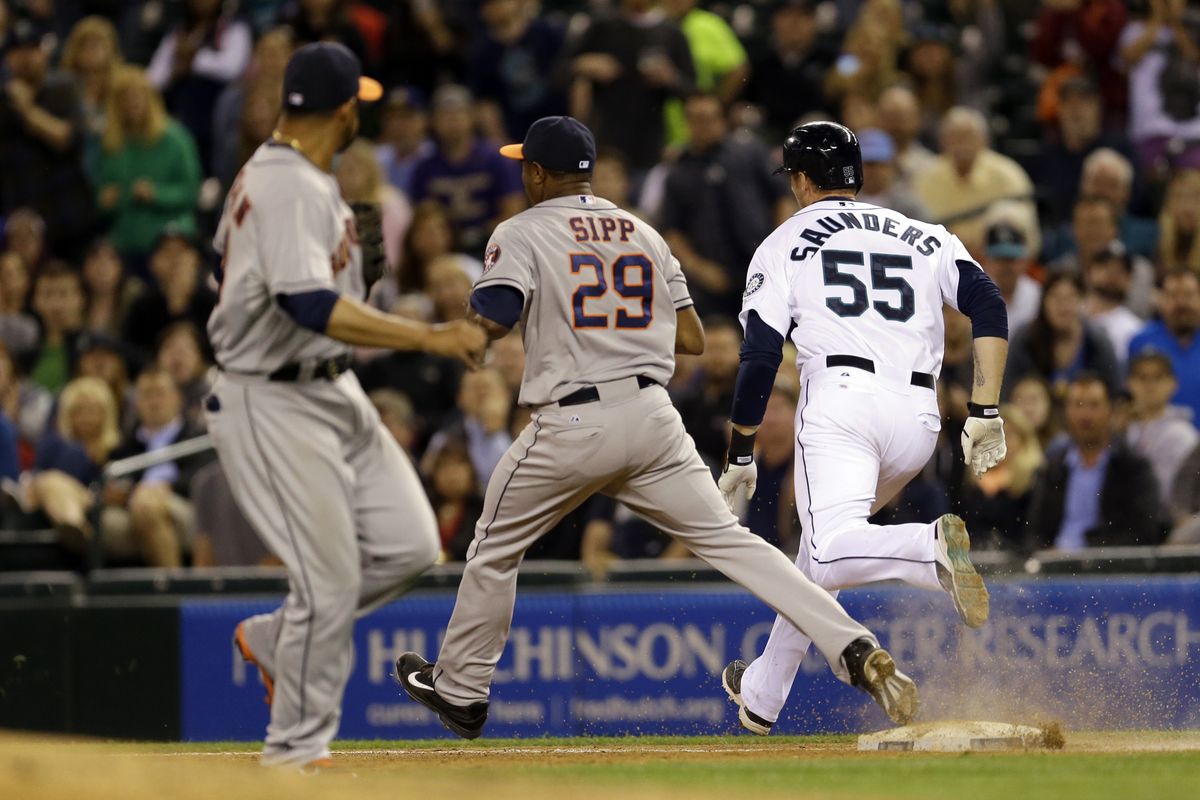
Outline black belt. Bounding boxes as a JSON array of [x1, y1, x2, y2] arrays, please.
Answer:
[[825, 354, 935, 390], [558, 375, 658, 407], [267, 355, 352, 382]]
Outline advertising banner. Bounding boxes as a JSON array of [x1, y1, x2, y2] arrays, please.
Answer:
[[179, 577, 1200, 740]]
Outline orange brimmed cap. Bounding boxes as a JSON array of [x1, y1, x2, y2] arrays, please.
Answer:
[[499, 116, 595, 172]]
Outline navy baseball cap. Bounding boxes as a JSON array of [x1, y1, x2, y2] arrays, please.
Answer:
[[985, 222, 1027, 259], [282, 42, 382, 113], [500, 116, 596, 173]]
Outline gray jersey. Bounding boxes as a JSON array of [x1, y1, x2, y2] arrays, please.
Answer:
[[208, 142, 364, 374], [476, 195, 691, 406]]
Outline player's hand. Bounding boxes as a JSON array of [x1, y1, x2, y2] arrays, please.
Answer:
[[718, 462, 757, 513], [961, 415, 1007, 478], [429, 319, 487, 369]]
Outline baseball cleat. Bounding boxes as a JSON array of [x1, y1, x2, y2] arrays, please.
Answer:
[[934, 513, 990, 628], [721, 660, 773, 736], [234, 616, 276, 706], [842, 638, 918, 725], [395, 652, 488, 740]]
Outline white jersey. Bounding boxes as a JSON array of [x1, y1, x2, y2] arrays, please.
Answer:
[[208, 142, 365, 374], [740, 197, 980, 377]]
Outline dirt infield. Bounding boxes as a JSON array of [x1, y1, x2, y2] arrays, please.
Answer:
[[2, 731, 1198, 800]]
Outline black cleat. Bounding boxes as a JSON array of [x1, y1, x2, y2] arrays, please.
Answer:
[[721, 660, 773, 736], [394, 652, 489, 740], [841, 638, 918, 725]]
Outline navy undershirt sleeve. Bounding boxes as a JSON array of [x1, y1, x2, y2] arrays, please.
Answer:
[[276, 288, 341, 333], [956, 260, 1009, 340], [470, 285, 526, 330], [730, 310, 786, 427]]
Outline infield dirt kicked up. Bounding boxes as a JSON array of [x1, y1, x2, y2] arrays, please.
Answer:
[[1, 731, 1198, 800]]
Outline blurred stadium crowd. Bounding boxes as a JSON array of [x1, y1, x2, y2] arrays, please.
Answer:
[[1, 0, 1199, 574]]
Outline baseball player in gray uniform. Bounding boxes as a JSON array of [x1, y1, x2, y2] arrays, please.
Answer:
[[717, 122, 1009, 735], [207, 43, 486, 768], [395, 116, 919, 738]]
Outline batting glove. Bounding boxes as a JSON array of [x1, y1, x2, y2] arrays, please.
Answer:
[[961, 403, 1006, 478], [719, 430, 758, 513]]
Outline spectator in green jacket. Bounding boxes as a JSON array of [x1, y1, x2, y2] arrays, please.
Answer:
[[94, 65, 201, 271], [662, 0, 749, 147]]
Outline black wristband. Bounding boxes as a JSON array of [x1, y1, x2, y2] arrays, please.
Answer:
[[727, 429, 757, 467], [967, 403, 1000, 419]]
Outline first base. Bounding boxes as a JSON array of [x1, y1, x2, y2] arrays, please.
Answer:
[[857, 721, 1054, 752]]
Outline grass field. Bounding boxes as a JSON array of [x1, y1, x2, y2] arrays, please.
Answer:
[[3, 731, 1199, 800]]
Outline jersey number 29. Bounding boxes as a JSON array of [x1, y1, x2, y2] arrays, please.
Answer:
[[571, 253, 653, 329], [822, 250, 915, 322]]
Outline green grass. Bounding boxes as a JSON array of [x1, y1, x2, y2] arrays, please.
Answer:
[[71, 733, 1200, 799]]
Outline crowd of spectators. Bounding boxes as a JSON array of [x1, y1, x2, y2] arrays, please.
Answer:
[[2, 0, 1200, 574]]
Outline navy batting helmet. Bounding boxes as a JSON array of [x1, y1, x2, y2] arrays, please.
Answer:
[[773, 122, 863, 192]]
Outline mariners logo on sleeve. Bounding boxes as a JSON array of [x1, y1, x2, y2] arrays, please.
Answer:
[[744, 272, 765, 297], [484, 242, 502, 272]]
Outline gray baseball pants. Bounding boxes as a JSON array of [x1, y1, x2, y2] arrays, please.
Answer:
[[206, 371, 439, 765], [432, 377, 874, 705]]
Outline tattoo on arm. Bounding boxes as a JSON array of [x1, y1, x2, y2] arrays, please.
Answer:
[[973, 343, 985, 388]]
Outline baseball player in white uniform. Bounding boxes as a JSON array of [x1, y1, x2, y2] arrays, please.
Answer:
[[718, 122, 1009, 735], [394, 116, 920, 738], [206, 43, 486, 767]]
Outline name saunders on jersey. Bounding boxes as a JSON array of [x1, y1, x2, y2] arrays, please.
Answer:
[[744, 272, 765, 297], [788, 210, 942, 262]]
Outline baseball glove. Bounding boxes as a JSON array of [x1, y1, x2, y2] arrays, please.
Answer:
[[351, 201, 386, 292]]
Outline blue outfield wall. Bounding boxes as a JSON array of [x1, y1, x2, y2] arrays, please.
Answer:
[[180, 576, 1200, 741]]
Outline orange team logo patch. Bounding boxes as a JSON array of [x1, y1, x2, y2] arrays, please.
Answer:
[[484, 242, 501, 272]]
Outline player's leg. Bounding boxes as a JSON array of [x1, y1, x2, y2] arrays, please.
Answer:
[[795, 373, 942, 591], [611, 390, 883, 690], [344, 381, 440, 617], [206, 378, 360, 766], [428, 410, 608, 708]]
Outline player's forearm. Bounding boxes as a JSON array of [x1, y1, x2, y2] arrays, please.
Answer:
[[969, 336, 1007, 406], [325, 295, 431, 351]]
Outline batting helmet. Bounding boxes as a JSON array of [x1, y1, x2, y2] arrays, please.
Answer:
[[773, 122, 864, 192]]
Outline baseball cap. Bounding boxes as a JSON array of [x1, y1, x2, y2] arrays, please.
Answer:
[[500, 116, 597, 173], [1129, 348, 1175, 376], [383, 85, 426, 112], [152, 223, 199, 254], [1093, 239, 1132, 271], [985, 222, 1027, 260], [432, 84, 472, 111], [282, 42, 382, 113], [857, 129, 895, 163], [3, 17, 49, 54]]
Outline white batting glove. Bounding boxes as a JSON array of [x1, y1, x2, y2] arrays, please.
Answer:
[[719, 462, 757, 513], [961, 405, 1006, 478]]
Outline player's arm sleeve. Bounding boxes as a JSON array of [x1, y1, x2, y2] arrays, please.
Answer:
[[471, 224, 535, 326], [276, 288, 342, 333], [730, 247, 791, 426], [939, 237, 1008, 340], [256, 194, 339, 295], [730, 311, 784, 426], [663, 254, 693, 310]]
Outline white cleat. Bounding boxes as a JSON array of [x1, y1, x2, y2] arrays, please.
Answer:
[[934, 514, 990, 628]]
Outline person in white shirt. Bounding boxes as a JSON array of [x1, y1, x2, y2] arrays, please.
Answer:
[[1083, 241, 1146, 371], [979, 221, 1040, 334]]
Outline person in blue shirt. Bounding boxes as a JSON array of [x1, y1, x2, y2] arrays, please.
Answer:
[[1026, 373, 1162, 551], [408, 85, 525, 256], [1128, 269, 1200, 425]]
